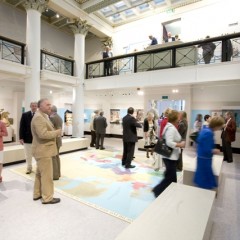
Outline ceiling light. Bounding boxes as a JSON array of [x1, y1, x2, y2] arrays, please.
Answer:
[[56, 13, 60, 18], [172, 89, 179, 93], [49, 90, 53, 94]]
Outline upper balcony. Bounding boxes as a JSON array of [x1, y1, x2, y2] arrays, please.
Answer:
[[85, 33, 240, 90], [0, 33, 240, 91]]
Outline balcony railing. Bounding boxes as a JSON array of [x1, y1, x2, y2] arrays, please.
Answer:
[[41, 50, 74, 76], [86, 32, 240, 79], [0, 36, 25, 64]]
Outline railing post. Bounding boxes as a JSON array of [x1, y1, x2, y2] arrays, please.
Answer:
[[171, 48, 176, 68], [21, 44, 25, 65], [40, 50, 43, 70], [221, 39, 227, 62], [71, 60, 74, 76], [86, 63, 88, 79], [134, 55, 137, 73]]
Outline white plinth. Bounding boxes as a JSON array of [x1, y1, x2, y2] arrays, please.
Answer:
[[3, 138, 90, 164], [115, 183, 215, 240], [3, 126, 13, 142]]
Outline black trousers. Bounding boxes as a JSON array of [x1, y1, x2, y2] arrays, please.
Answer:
[[222, 138, 233, 162], [96, 133, 105, 149], [153, 158, 177, 197], [90, 130, 96, 146], [122, 142, 135, 166]]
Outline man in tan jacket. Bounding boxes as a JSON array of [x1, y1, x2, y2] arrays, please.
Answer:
[[31, 99, 62, 204]]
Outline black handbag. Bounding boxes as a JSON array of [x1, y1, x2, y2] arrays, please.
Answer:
[[154, 138, 173, 158]]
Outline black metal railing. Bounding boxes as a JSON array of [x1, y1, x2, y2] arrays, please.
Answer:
[[86, 32, 240, 79], [0, 36, 25, 64], [41, 50, 74, 76]]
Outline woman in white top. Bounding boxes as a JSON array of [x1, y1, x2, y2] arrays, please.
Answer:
[[152, 110, 185, 197]]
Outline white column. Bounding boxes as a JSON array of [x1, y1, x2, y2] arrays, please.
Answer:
[[69, 19, 90, 138], [25, 9, 41, 110], [24, 0, 47, 111], [72, 34, 85, 137]]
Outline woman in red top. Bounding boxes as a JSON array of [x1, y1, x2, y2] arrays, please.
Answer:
[[0, 119, 8, 182]]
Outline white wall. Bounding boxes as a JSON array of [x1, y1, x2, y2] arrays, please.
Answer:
[[0, 3, 74, 59], [111, 0, 240, 55]]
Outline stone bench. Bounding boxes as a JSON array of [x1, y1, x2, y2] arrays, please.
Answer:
[[115, 183, 215, 240], [3, 137, 90, 165], [183, 154, 223, 191]]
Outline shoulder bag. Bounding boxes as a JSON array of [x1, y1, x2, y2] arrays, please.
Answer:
[[154, 127, 173, 158]]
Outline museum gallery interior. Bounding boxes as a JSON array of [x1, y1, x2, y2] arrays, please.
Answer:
[[0, 0, 240, 239]]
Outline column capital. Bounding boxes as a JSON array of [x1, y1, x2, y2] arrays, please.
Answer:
[[23, 0, 49, 13], [68, 18, 91, 36], [100, 37, 113, 48]]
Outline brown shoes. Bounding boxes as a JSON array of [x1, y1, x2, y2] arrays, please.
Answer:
[[42, 198, 61, 204]]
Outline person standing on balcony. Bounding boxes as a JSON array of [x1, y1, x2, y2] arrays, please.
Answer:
[[165, 32, 175, 42], [198, 36, 216, 64], [102, 46, 113, 76], [149, 35, 158, 45]]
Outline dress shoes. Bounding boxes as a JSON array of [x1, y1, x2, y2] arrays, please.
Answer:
[[100, 147, 105, 150], [125, 165, 136, 169], [33, 196, 42, 201], [42, 198, 61, 204], [90, 144, 95, 147]]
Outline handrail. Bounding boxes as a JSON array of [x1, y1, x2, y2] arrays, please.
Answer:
[[86, 32, 240, 65], [0, 35, 25, 65], [85, 32, 240, 79], [41, 50, 74, 76]]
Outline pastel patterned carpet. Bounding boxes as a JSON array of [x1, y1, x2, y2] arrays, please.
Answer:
[[11, 150, 167, 222]]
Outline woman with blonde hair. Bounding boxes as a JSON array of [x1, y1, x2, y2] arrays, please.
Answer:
[[144, 112, 157, 158]]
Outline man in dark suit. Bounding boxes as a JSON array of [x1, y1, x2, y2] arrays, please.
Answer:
[[122, 107, 142, 168], [50, 105, 63, 180], [19, 102, 38, 174], [94, 111, 108, 150], [221, 111, 236, 163], [165, 32, 175, 42], [102, 46, 113, 76]]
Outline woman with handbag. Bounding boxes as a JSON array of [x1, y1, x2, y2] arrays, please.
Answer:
[[144, 112, 157, 158], [152, 110, 185, 198]]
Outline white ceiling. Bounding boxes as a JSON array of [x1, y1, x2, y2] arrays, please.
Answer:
[[75, 0, 202, 27]]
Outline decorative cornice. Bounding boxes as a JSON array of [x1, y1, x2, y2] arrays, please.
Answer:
[[68, 18, 91, 36], [23, 0, 49, 13]]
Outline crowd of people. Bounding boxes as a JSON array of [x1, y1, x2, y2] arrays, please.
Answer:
[[0, 101, 237, 203]]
